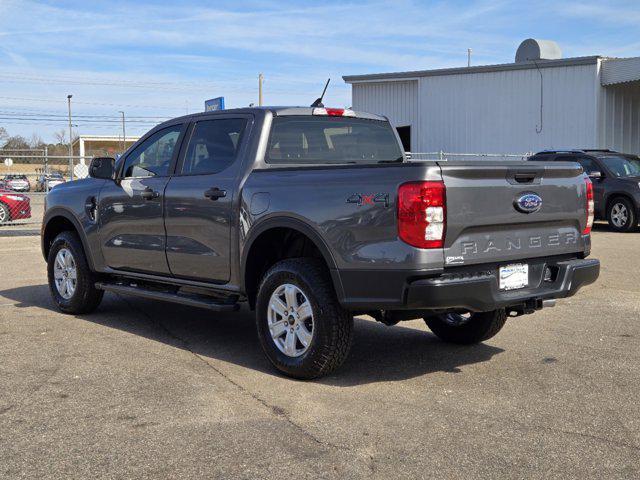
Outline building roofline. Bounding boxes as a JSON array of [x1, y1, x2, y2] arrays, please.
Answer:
[[71, 135, 140, 144], [343, 55, 604, 83]]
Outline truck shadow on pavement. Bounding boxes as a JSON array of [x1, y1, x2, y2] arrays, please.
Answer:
[[1, 284, 504, 386]]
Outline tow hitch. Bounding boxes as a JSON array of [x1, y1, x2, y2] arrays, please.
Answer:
[[507, 298, 556, 317]]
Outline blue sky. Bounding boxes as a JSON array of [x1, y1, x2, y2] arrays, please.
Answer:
[[0, 0, 639, 142]]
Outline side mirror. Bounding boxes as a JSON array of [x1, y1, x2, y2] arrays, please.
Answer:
[[89, 157, 115, 180], [588, 171, 603, 180]]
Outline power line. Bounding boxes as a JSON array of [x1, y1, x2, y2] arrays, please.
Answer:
[[0, 95, 188, 110], [0, 110, 171, 119], [0, 116, 161, 123], [0, 73, 233, 92]]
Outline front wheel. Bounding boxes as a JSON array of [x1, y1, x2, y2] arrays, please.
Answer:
[[424, 309, 507, 344], [0, 203, 10, 225], [607, 197, 636, 232], [47, 231, 103, 314], [256, 258, 353, 379]]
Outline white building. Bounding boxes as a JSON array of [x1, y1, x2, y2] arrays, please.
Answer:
[[72, 135, 140, 158], [343, 39, 640, 155]]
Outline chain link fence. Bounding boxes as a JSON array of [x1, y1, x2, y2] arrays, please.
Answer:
[[0, 149, 535, 228], [0, 151, 92, 228]]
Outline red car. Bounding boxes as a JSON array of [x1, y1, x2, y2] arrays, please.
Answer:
[[0, 189, 31, 224]]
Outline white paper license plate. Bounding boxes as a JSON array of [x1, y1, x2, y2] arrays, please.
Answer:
[[499, 263, 529, 291]]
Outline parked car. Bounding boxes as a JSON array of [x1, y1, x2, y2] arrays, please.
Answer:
[[41, 107, 599, 378], [36, 173, 65, 192], [2, 174, 31, 192], [0, 189, 31, 224], [529, 149, 640, 232]]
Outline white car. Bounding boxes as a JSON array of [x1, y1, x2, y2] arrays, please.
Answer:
[[37, 174, 65, 192], [2, 175, 31, 192]]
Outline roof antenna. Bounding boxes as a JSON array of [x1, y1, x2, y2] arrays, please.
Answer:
[[311, 78, 330, 107]]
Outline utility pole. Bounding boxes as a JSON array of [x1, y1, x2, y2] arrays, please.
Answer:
[[467, 48, 472, 67], [67, 94, 74, 181], [258, 73, 264, 106], [119, 111, 126, 154]]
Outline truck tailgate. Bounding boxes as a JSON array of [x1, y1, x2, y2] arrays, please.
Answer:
[[439, 161, 588, 266]]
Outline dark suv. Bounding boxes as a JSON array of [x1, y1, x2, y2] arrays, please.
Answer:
[[529, 149, 640, 232]]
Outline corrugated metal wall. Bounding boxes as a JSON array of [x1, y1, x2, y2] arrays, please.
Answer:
[[352, 80, 419, 151], [350, 64, 600, 154], [598, 82, 640, 155], [416, 64, 598, 154]]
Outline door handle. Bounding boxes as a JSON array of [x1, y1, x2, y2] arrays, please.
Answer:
[[140, 187, 159, 200], [204, 187, 227, 200]]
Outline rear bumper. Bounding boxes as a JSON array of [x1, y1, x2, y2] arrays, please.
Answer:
[[337, 256, 599, 312], [405, 258, 599, 312]]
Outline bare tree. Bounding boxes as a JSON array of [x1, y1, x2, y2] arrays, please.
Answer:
[[29, 133, 45, 149], [53, 129, 67, 145], [2, 135, 30, 151], [0, 127, 8, 144]]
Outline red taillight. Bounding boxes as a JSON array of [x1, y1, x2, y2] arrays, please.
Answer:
[[397, 181, 446, 249], [583, 177, 594, 234]]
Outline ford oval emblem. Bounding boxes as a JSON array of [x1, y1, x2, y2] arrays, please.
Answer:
[[514, 192, 542, 213]]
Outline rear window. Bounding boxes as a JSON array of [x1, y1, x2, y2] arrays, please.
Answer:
[[266, 116, 403, 165]]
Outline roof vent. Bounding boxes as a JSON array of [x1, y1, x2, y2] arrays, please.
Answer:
[[515, 39, 562, 63]]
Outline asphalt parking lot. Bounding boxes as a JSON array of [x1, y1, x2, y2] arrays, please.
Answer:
[[0, 225, 638, 479]]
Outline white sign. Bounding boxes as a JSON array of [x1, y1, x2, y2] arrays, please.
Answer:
[[74, 163, 89, 179], [4, 158, 13, 167]]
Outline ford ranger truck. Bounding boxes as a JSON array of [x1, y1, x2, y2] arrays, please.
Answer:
[[41, 107, 600, 379]]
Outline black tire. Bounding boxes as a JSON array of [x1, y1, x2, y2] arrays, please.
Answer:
[[255, 258, 353, 379], [607, 197, 637, 232], [47, 231, 103, 314], [0, 203, 10, 225], [424, 309, 507, 345]]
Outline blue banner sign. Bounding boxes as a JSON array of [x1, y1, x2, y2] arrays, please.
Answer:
[[204, 97, 225, 111]]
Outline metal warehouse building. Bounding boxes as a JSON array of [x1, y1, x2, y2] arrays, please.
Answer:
[[343, 39, 640, 155]]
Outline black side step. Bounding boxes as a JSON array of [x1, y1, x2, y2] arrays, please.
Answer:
[[95, 282, 240, 312]]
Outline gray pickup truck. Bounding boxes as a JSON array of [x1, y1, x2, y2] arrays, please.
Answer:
[[42, 106, 600, 378]]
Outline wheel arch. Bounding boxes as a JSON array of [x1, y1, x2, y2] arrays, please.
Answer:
[[42, 208, 95, 270], [605, 192, 636, 212], [241, 216, 343, 309]]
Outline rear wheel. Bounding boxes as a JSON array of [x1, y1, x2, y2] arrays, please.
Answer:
[[424, 309, 507, 344], [47, 231, 103, 314], [256, 258, 353, 379], [607, 197, 636, 232]]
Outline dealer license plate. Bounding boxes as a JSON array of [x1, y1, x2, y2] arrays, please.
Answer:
[[499, 263, 528, 291]]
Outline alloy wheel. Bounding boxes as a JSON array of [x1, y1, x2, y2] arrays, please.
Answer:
[[611, 203, 629, 228], [267, 283, 314, 357], [53, 248, 78, 300]]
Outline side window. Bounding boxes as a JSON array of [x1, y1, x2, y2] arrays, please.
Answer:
[[577, 157, 599, 175], [181, 118, 247, 175], [122, 125, 182, 178]]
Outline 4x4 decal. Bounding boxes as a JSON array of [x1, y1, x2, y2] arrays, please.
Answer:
[[346, 193, 390, 207]]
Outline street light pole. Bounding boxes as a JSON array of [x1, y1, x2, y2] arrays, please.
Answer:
[[258, 73, 264, 106], [67, 94, 74, 181], [119, 111, 126, 154]]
